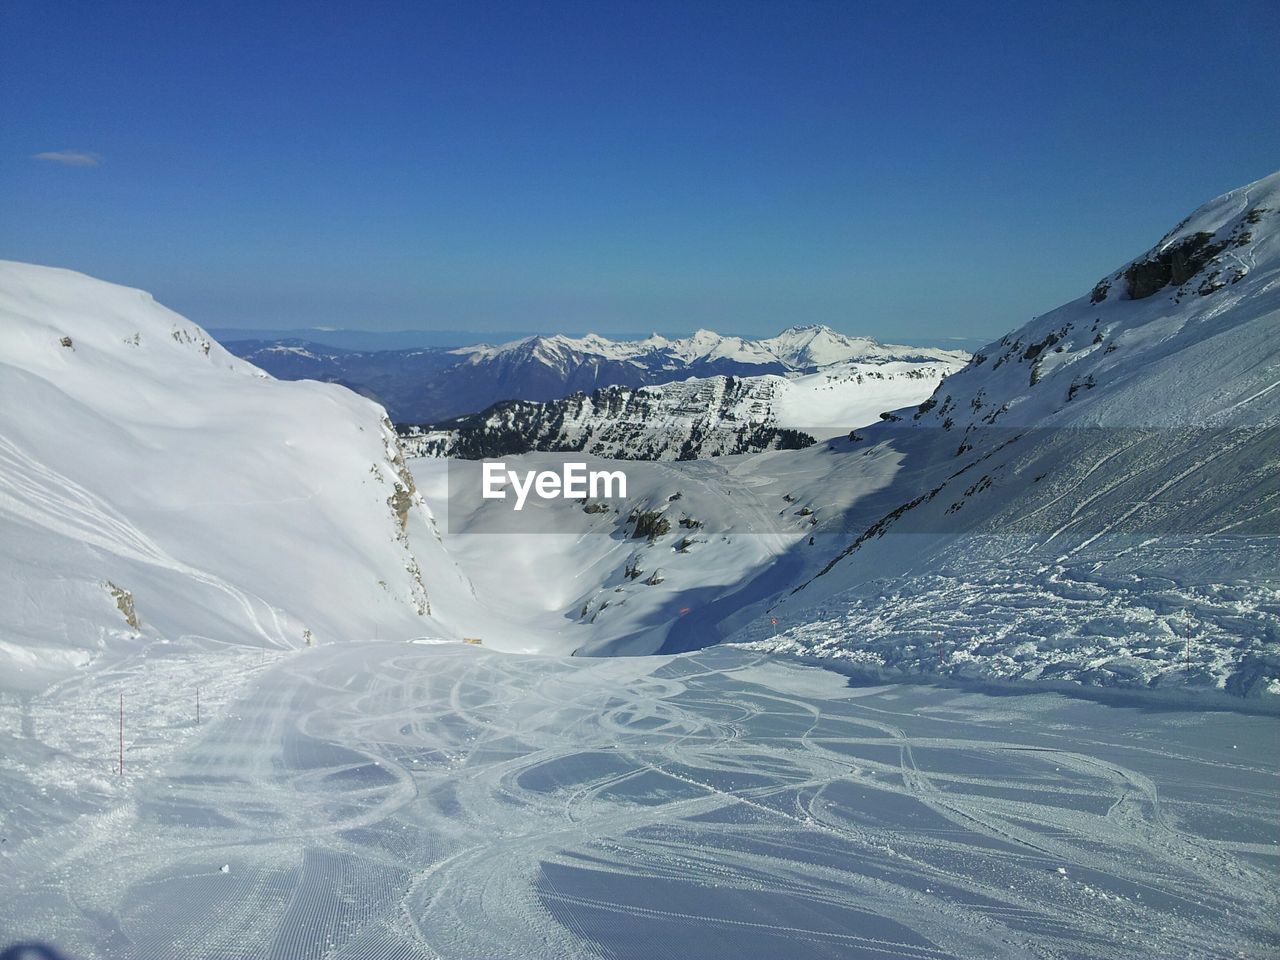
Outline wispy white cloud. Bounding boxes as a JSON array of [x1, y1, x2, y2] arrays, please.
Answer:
[[31, 150, 102, 167]]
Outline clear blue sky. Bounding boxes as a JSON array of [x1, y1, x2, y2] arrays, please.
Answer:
[[2, 0, 1277, 341]]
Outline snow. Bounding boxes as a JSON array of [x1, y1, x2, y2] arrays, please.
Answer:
[[0, 173, 1278, 958], [772, 359, 963, 438], [1, 642, 1275, 958], [410, 454, 804, 656], [0, 260, 463, 692], [407, 356, 966, 460], [761, 324, 964, 369], [448, 324, 965, 374], [727, 171, 1280, 694], [913, 172, 1280, 433]]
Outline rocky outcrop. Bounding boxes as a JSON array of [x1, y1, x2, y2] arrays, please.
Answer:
[[630, 510, 671, 541], [373, 417, 430, 616], [1092, 208, 1265, 302], [106, 582, 139, 631], [401, 378, 818, 461], [1123, 232, 1229, 299], [381, 416, 419, 531]]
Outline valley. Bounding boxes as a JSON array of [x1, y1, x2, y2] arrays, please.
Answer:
[[6, 5, 1279, 958], [1, 172, 1278, 959]]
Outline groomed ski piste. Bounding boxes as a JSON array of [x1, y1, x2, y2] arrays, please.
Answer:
[[3, 642, 1277, 959], [1, 171, 1278, 959]]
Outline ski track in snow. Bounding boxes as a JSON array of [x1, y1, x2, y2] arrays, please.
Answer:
[[2, 643, 1276, 959]]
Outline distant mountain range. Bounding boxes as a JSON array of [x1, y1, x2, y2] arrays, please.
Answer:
[[211, 325, 989, 355], [223, 326, 968, 423], [208, 327, 539, 351]]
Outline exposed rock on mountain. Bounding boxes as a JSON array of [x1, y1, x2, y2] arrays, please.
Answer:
[[402, 357, 963, 460]]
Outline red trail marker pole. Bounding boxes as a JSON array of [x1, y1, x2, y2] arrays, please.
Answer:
[[1184, 610, 1193, 684], [118, 692, 124, 777], [196, 686, 200, 726]]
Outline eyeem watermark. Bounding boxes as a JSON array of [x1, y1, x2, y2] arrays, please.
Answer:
[[438, 427, 1280, 535], [482, 461, 627, 510]]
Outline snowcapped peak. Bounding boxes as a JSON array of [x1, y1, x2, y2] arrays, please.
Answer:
[[1156, 169, 1279, 253], [1087, 169, 1279, 308], [757, 325, 966, 371], [776, 323, 832, 336]]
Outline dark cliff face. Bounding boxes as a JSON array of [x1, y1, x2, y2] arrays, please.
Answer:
[[404, 378, 817, 461], [1123, 232, 1229, 299], [1086, 205, 1264, 305]]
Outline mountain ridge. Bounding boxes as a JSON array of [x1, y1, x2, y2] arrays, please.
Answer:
[[228, 325, 967, 423], [403, 357, 963, 460], [0, 260, 470, 690]]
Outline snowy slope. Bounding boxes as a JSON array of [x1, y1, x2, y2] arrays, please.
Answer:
[[411, 451, 818, 656], [726, 171, 1280, 696], [0, 261, 464, 692], [4, 641, 1275, 960]]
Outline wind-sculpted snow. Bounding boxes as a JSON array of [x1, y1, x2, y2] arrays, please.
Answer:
[[3, 642, 1276, 958], [736, 533, 1280, 694]]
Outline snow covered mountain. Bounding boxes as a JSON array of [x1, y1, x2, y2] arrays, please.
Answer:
[[227, 326, 965, 423], [407, 171, 1280, 700], [0, 261, 467, 692], [403, 358, 962, 460], [722, 170, 1280, 696], [2, 172, 1275, 702]]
